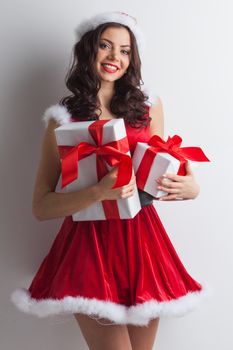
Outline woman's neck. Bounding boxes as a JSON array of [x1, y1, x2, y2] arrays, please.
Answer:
[[97, 81, 115, 109]]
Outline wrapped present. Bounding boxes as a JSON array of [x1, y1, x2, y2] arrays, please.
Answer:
[[132, 135, 210, 198], [55, 119, 141, 220]]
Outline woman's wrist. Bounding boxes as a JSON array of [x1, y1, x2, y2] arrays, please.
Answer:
[[91, 184, 105, 202]]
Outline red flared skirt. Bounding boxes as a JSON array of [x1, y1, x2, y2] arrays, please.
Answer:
[[11, 204, 211, 326]]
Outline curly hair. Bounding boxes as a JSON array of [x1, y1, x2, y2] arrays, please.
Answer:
[[59, 22, 151, 128]]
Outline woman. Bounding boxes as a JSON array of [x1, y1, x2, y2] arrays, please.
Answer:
[[11, 11, 210, 350]]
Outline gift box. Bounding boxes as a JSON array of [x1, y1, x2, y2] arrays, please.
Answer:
[[55, 119, 141, 220], [132, 135, 210, 198]]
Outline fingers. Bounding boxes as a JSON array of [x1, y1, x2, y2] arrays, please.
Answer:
[[107, 169, 136, 199], [110, 168, 135, 183], [158, 193, 183, 201], [121, 185, 135, 197], [156, 179, 182, 191], [120, 185, 135, 198], [124, 180, 136, 192], [158, 187, 181, 194], [119, 179, 136, 198], [156, 176, 183, 200], [157, 173, 185, 183]]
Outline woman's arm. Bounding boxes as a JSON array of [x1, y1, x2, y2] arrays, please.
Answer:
[[33, 116, 137, 221], [32, 119, 102, 221], [149, 96, 164, 138], [149, 97, 200, 200]]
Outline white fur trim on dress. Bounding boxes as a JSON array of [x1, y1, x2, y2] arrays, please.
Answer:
[[41, 90, 158, 128], [10, 282, 213, 326], [142, 86, 159, 106], [42, 104, 71, 127]]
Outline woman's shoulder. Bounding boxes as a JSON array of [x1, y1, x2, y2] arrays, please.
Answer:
[[42, 103, 72, 128], [145, 93, 164, 137]]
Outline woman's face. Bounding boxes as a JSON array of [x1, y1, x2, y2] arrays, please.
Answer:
[[94, 26, 131, 83]]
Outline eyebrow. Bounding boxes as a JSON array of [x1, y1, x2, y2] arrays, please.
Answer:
[[101, 38, 131, 48]]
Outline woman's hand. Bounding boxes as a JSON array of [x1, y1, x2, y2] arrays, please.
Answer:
[[95, 167, 136, 201], [155, 161, 200, 201]]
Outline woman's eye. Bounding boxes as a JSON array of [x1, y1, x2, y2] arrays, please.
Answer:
[[122, 50, 130, 55], [100, 43, 110, 49], [99, 43, 130, 55]]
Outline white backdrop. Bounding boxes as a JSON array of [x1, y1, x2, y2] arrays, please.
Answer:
[[1, 0, 232, 349]]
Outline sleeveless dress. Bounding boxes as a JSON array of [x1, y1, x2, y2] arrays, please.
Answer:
[[10, 103, 211, 326]]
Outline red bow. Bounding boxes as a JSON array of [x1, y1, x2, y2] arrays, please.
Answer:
[[136, 134, 210, 189]]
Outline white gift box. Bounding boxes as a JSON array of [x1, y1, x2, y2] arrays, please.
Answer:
[[55, 119, 141, 220], [133, 142, 181, 198]]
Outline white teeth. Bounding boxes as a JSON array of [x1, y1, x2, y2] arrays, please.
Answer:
[[102, 64, 118, 70]]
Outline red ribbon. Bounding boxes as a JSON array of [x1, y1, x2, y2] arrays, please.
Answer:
[[136, 134, 210, 190], [58, 120, 133, 219]]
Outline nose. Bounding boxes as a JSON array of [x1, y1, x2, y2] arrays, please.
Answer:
[[107, 47, 120, 61]]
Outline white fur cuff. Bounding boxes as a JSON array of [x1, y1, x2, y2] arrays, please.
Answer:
[[42, 104, 71, 127]]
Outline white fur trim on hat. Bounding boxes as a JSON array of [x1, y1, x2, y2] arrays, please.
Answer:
[[42, 104, 71, 127], [10, 282, 213, 326], [75, 11, 145, 56]]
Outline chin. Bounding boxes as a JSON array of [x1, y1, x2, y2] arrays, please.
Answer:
[[100, 76, 122, 83], [97, 70, 124, 83]]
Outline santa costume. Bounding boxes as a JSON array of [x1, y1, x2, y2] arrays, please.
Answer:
[[11, 11, 212, 326]]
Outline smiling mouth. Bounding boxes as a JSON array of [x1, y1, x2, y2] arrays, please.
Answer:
[[101, 63, 119, 73]]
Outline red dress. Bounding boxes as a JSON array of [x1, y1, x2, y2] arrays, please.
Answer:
[[11, 104, 211, 326]]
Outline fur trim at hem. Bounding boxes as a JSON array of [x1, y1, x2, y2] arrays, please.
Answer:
[[11, 283, 213, 326]]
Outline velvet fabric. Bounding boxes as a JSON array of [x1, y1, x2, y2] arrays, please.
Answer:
[[11, 105, 209, 325], [28, 205, 202, 304]]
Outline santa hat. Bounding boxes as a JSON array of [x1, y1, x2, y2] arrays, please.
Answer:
[[75, 11, 145, 56]]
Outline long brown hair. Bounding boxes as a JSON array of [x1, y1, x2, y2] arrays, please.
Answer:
[[59, 22, 151, 128]]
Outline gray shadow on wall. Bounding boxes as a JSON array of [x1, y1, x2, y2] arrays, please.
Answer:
[[3, 54, 69, 277]]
